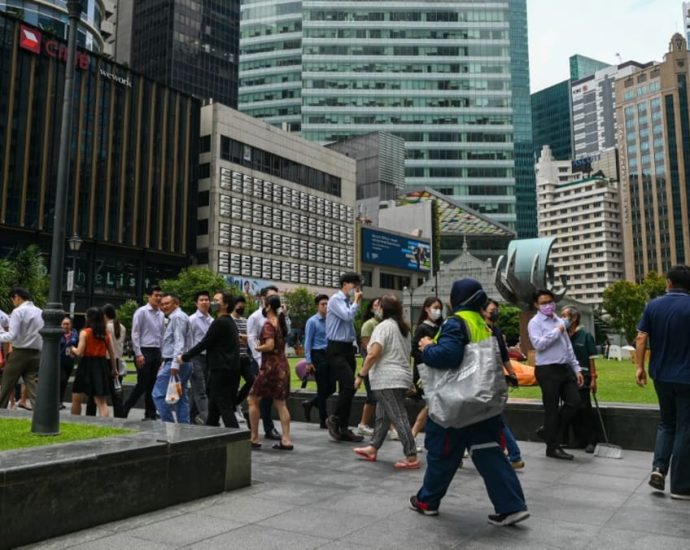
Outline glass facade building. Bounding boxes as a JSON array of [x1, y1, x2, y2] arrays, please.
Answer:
[[0, 0, 107, 52], [240, 0, 536, 235], [569, 54, 609, 81], [130, 0, 240, 108], [0, 13, 200, 307], [531, 80, 572, 161]]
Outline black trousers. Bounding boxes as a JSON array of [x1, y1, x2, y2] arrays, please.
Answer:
[[309, 349, 334, 423], [207, 369, 241, 428], [535, 364, 582, 448], [569, 373, 596, 446], [123, 347, 160, 419], [236, 355, 255, 406], [327, 340, 356, 430]]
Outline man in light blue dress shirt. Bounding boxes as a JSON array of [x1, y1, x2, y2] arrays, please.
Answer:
[[302, 294, 332, 428], [152, 293, 192, 423], [528, 289, 583, 460], [188, 291, 212, 424], [325, 272, 364, 442]]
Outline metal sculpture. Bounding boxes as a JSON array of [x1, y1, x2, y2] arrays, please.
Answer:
[[494, 237, 567, 309]]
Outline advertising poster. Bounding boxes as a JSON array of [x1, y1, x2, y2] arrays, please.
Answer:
[[361, 227, 432, 272]]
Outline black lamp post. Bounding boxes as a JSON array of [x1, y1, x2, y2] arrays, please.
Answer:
[[67, 234, 83, 319], [32, 1, 83, 435]]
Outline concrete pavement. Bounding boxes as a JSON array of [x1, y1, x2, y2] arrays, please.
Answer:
[[22, 421, 690, 549]]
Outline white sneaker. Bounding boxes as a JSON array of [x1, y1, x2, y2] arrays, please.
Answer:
[[670, 493, 690, 500], [357, 424, 374, 436], [389, 428, 399, 441]]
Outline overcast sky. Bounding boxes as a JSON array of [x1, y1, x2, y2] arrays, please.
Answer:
[[527, 0, 682, 92]]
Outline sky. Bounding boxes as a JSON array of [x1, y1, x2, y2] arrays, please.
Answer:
[[527, 0, 683, 92]]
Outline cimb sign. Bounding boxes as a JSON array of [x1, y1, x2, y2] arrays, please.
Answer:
[[19, 24, 90, 70]]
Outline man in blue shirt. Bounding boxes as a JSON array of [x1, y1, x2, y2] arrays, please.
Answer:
[[303, 294, 332, 428], [325, 272, 364, 442], [636, 265, 690, 499]]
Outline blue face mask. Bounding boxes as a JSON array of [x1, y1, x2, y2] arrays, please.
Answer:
[[562, 318, 571, 330]]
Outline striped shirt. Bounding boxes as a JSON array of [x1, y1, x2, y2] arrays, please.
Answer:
[[232, 314, 249, 358]]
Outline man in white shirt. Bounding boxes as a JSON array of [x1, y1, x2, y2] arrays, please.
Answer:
[[188, 290, 212, 424], [246, 285, 284, 440], [0, 287, 44, 408]]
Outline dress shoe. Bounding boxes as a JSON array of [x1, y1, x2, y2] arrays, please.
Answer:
[[340, 429, 364, 443], [301, 399, 313, 423], [325, 415, 343, 441], [546, 446, 574, 460], [536, 426, 545, 441], [265, 429, 282, 441]]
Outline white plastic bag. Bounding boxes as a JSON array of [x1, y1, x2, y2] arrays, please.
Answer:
[[165, 374, 182, 405]]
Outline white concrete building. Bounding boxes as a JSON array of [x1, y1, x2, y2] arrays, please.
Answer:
[[198, 103, 357, 296], [536, 146, 624, 305], [571, 61, 650, 160]]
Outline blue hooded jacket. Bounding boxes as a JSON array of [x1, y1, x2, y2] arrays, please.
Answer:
[[422, 279, 487, 370]]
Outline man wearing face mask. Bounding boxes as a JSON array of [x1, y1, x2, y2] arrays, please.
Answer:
[[561, 306, 598, 453], [528, 290, 584, 460], [325, 272, 364, 442]]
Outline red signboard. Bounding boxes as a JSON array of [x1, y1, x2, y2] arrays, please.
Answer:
[[19, 25, 41, 55]]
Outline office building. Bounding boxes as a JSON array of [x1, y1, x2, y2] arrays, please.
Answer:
[[0, 0, 113, 53], [617, 33, 690, 281], [198, 103, 357, 294], [0, 13, 200, 307], [117, 0, 240, 108], [531, 54, 610, 162], [535, 146, 624, 305], [531, 80, 573, 161], [240, 0, 536, 236], [569, 54, 610, 81], [684, 2, 690, 45], [327, 132, 405, 225], [572, 60, 650, 159]]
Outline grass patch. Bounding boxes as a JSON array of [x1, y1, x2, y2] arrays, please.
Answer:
[[287, 356, 658, 406], [0, 418, 133, 452]]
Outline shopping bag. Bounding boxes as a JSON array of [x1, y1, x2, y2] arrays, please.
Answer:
[[418, 337, 507, 429], [165, 374, 182, 405]]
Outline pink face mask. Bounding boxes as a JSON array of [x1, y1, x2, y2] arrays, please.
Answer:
[[539, 303, 556, 316]]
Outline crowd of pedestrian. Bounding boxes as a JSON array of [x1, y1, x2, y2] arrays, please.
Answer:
[[1, 263, 688, 522]]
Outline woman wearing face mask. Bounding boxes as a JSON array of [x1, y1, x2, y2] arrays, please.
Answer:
[[357, 297, 382, 436], [409, 297, 444, 439], [248, 295, 293, 450]]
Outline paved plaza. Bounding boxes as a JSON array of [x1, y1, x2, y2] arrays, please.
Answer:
[[22, 420, 690, 550]]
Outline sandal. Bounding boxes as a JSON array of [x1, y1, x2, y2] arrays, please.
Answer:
[[251, 442, 262, 449], [353, 448, 377, 462], [394, 458, 421, 469], [272, 442, 294, 451]]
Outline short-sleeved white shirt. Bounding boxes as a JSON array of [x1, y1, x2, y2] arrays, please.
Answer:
[[367, 318, 412, 391]]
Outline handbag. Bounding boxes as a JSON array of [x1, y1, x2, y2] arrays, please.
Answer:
[[165, 374, 182, 405], [418, 325, 507, 429]]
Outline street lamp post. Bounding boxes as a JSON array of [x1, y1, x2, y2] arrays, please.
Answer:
[[403, 285, 414, 323], [32, 1, 83, 435], [67, 234, 83, 319]]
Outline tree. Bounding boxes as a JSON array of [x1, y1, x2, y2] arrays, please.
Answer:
[[602, 280, 647, 343], [116, 299, 139, 333], [283, 287, 317, 330], [497, 304, 521, 345], [641, 271, 666, 300], [0, 245, 49, 311], [159, 267, 231, 314]]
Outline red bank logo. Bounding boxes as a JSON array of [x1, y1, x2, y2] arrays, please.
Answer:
[[19, 25, 42, 55]]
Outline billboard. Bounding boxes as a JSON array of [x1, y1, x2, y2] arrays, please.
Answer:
[[361, 227, 431, 272]]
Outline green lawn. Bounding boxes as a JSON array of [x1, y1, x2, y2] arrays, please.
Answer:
[[124, 356, 657, 405], [0, 418, 132, 452]]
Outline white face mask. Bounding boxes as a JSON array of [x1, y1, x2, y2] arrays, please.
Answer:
[[348, 288, 356, 299], [429, 308, 442, 321]]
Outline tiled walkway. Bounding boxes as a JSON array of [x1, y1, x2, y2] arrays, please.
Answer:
[[25, 421, 690, 549]]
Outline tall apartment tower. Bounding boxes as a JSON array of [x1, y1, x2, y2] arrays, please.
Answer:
[[117, 0, 240, 107], [535, 146, 624, 305], [617, 34, 690, 281], [239, 0, 536, 236]]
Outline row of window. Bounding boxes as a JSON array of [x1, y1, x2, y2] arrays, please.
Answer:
[[218, 251, 343, 288], [303, 28, 506, 41], [302, 96, 511, 109], [302, 78, 510, 92], [302, 62, 509, 75], [219, 136, 342, 197], [304, 9, 508, 24], [217, 223, 352, 267], [302, 45, 509, 58]]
